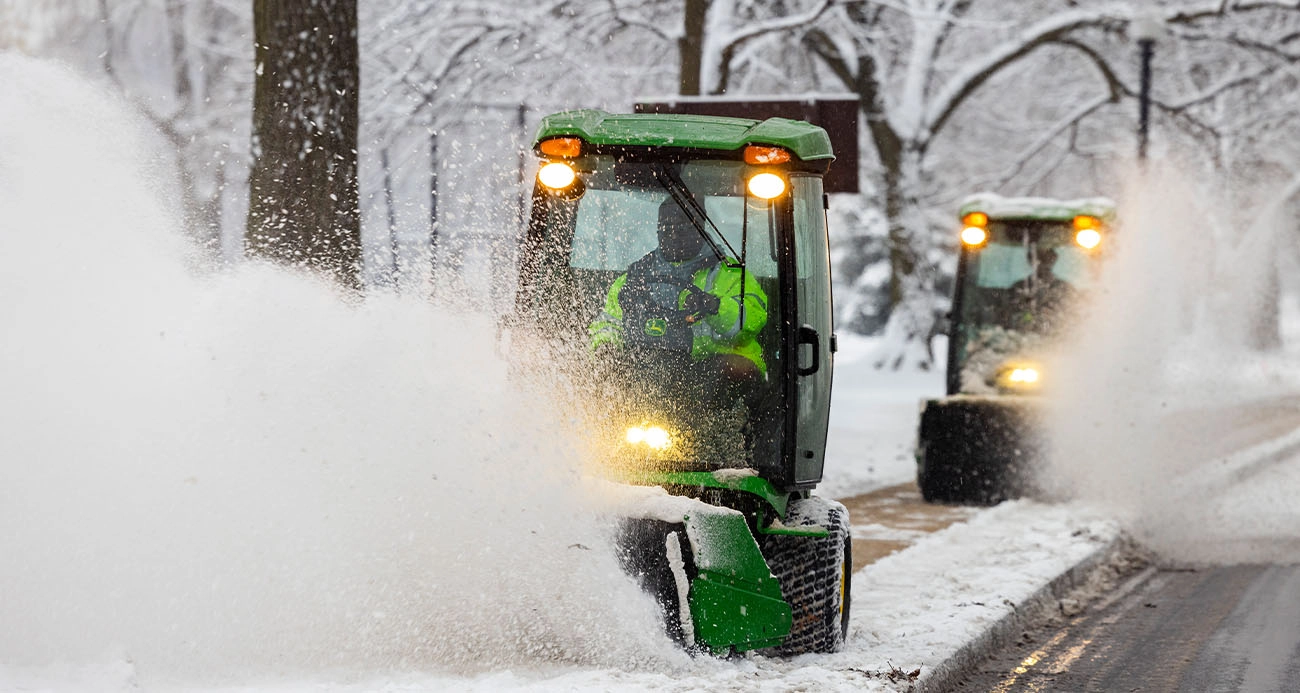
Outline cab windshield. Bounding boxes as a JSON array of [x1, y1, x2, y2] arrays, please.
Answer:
[[954, 220, 1097, 392], [526, 156, 781, 344], [521, 155, 788, 470], [565, 158, 776, 279]]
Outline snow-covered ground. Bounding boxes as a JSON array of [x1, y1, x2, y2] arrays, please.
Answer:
[[818, 334, 945, 499], [5, 54, 1300, 693], [0, 327, 1123, 692]]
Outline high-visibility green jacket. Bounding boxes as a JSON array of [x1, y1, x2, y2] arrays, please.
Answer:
[[588, 251, 769, 375]]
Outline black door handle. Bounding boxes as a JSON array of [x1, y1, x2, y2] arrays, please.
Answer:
[[797, 324, 820, 376]]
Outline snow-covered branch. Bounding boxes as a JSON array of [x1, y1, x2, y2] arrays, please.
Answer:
[[926, 0, 1300, 142], [1159, 63, 1280, 112], [923, 8, 1128, 141], [988, 92, 1115, 190], [600, 0, 677, 42], [364, 27, 494, 124], [1166, 0, 1300, 24], [703, 0, 834, 93], [715, 0, 833, 50]]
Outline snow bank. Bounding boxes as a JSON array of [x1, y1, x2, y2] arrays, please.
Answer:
[[846, 501, 1118, 685], [24, 500, 1115, 693]]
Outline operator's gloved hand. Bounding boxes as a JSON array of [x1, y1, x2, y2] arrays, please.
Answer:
[[682, 292, 721, 320]]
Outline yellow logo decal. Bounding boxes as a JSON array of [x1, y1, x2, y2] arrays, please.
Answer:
[[644, 318, 668, 337]]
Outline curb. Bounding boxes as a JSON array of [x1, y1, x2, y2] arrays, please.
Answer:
[[913, 533, 1129, 693]]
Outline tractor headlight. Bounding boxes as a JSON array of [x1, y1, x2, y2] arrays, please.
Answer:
[[960, 226, 988, 247], [538, 161, 577, 190], [994, 362, 1043, 393], [1008, 367, 1039, 384], [747, 172, 786, 199], [960, 211, 989, 248], [1073, 215, 1103, 250], [625, 424, 673, 450], [1075, 228, 1102, 250]]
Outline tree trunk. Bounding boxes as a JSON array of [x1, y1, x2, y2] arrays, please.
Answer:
[[246, 0, 361, 289], [1248, 261, 1282, 350], [860, 145, 936, 370], [680, 0, 708, 95], [162, 0, 220, 257], [836, 100, 938, 368]]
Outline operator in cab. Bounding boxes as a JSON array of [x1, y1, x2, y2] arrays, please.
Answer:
[[588, 198, 769, 390], [1005, 245, 1079, 334]]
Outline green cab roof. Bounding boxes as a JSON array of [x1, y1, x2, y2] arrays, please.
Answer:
[[959, 193, 1117, 222], [533, 109, 834, 162]]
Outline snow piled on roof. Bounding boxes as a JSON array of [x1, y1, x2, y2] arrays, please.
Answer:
[[959, 192, 1117, 220], [635, 92, 858, 105]]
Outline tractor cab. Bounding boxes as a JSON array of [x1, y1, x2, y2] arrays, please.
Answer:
[[947, 195, 1115, 396], [513, 110, 836, 492]]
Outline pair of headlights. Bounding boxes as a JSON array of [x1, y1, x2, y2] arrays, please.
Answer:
[[537, 161, 787, 200], [960, 213, 1104, 250]]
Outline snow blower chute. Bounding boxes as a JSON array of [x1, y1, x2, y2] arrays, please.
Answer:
[[507, 110, 850, 655]]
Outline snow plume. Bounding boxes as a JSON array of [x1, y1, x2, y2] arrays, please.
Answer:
[[0, 55, 685, 688], [1042, 158, 1300, 564]]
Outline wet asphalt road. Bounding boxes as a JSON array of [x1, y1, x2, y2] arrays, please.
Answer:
[[953, 563, 1300, 692]]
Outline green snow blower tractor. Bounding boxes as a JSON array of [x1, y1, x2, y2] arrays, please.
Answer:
[[916, 194, 1116, 504], [508, 109, 850, 655]]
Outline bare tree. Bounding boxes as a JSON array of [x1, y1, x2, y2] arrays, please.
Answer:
[[672, 0, 834, 95], [22, 0, 1297, 332], [246, 0, 360, 288], [1, 0, 250, 256], [805, 0, 1300, 368]]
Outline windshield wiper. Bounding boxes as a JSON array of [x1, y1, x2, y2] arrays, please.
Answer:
[[651, 164, 743, 268]]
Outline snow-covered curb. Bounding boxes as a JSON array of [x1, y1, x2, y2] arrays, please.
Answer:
[[914, 531, 1128, 692], [845, 501, 1121, 690]]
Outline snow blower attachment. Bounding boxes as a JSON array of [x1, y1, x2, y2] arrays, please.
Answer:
[[509, 110, 850, 655], [917, 195, 1116, 504]]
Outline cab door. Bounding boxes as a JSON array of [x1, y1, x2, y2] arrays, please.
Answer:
[[790, 175, 834, 486]]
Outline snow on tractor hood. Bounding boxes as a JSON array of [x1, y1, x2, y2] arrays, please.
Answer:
[[582, 477, 747, 525]]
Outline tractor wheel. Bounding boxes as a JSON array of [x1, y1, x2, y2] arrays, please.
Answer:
[[760, 496, 851, 655]]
